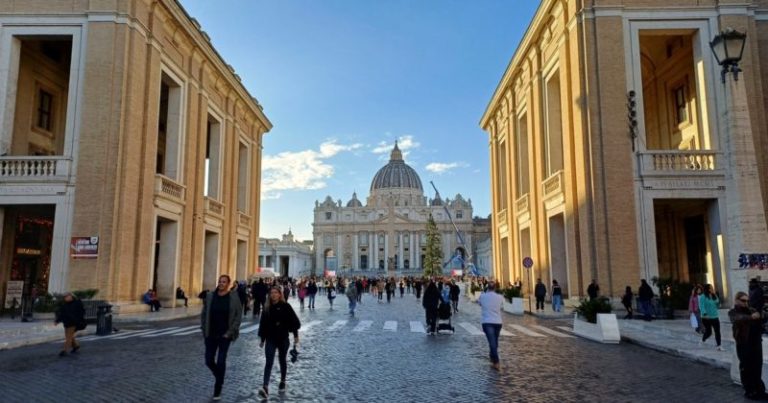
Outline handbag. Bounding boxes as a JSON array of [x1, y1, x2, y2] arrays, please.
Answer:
[[689, 313, 698, 329]]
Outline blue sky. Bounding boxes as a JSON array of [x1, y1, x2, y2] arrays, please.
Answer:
[[179, 0, 540, 241]]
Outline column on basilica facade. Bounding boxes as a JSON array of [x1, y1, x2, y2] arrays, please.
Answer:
[[409, 231, 415, 269], [337, 234, 343, 270], [373, 233, 378, 269], [353, 232, 359, 270], [398, 232, 404, 270], [384, 234, 389, 270]]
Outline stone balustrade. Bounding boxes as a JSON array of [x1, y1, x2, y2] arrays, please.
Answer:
[[0, 156, 70, 180], [238, 211, 251, 227], [542, 170, 564, 199], [154, 174, 185, 201], [204, 197, 224, 217], [640, 150, 720, 173], [515, 194, 529, 217], [496, 209, 507, 225]]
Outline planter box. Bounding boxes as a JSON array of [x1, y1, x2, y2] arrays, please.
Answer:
[[502, 298, 525, 315], [573, 313, 620, 344]]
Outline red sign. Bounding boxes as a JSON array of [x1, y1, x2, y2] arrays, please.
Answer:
[[70, 236, 99, 259]]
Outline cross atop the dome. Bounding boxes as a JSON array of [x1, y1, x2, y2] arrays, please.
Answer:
[[390, 141, 403, 161]]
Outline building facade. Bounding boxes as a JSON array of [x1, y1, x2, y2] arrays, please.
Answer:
[[0, 0, 271, 311], [257, 230, 314, 279], [481, 0, 768, 305], [312, 143, 487, 277]]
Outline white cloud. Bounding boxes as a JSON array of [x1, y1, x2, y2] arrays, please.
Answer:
[[425, 161, 469, 174], [261, 140, 361, 200], [372, 134, 420, 160]]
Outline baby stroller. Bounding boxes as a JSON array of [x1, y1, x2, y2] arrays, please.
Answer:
[[436, 300, 454, 334]]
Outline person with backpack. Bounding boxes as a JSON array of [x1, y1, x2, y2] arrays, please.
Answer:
[[54, 292, 86, 357]]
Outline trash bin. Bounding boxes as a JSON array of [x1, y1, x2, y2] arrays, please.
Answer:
[[96, 304, 113, 336]]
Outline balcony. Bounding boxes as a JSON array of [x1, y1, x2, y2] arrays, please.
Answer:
[[515, 194, 529, 220], [639, 150, 722, 175], [495, 209, 507, 225], [238, 211, 251, 227], [542, 170, 564, 200], [0, 156, 71, 183], [204, 197, 224, 217], [154, 174, 185, 203]]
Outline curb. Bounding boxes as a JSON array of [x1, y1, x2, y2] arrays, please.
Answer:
[[620, 333, 731, 370]]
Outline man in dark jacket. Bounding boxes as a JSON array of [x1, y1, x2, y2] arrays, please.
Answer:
[[748, 279, 765, 313], [587, 279, 600, 301], [449, 280, 461, 313], [422, 280, 440, 335], [638, 279, 654, 321], [251, 279, 268, 318], [534, 279, 547, 311], [307, 280, 318, 310], [55, 292, 85, 357], [729, 291, 767, 400]]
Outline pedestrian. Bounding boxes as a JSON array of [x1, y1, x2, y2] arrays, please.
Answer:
[[414, 279, 423, 299], [699, 284, 723, 351], [237, 282, 249, 316], [534, 278, 546, 311], [729, 291, 767, 400], [638, 279, 654, 321], [176, 286, 189, 307], [587, 279, 599, 301], [399, 280, 405, 298], [297, 281, 307, 310], [449, 280, 461, 313], [54, 292, 85, 357], [422, 280, 440, 335], [378, 279, 385, 303], [688, 285, 703, 333], [251, 279, 268, 318], [327, 280, 337, 310], [551, 280, 562, 312], [201, 274, 243, 401], [307, 279, 318, 310], [478, 282, 504, 371], [258, 286, 301, 400], [356, 279, 363, 303], [622, 286, 634, 320], [749, 278, 765, 313], [346, 280, 358, 316], [385, 279, 393, 303]]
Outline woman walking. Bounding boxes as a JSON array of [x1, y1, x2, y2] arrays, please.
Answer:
[[689, 285, 703, 334], [551, 280, 563, 312], [258, 286, 301, 399], [201, 274, 243, 400], [478, 282, 504, 370], [327, 280, 337, 310], [54, 292, 85, 357], [699, 283, 723, 351], [622, 286, 634, 319]]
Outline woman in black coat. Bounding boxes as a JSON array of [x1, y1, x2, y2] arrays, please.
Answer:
[[54, 292, 85, 357], [422, 280, 440, 335], [257, 286, 301, 399]]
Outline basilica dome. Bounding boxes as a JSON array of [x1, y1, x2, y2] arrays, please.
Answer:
[[370, 142, 423, 193]]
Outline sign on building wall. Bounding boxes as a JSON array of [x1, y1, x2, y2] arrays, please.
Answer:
[[70, 236, 99, 259], [4, 280, 23, 308]]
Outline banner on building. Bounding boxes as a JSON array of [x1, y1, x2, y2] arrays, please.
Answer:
[[4, 280, 23, 309], [70, 236, 99, 259]]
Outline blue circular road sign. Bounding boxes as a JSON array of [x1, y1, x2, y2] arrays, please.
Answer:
[[522, 257, 534, 269]]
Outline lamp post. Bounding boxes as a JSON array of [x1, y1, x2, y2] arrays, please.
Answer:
[[709, 28, 768, 305]]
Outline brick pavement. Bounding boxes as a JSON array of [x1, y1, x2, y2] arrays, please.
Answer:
[[0, 291, 750, 402]]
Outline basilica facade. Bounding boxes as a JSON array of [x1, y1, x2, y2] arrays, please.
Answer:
[[312, 143, 486, 277]]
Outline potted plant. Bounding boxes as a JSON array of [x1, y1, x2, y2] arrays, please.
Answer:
[[573, 297, 620, 343], [501, 287, 525, 315]]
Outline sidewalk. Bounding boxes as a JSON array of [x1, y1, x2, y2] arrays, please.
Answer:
[[0, 305, 201, 350]]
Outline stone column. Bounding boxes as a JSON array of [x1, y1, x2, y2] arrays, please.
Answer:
[[373, 233, 378, 270], [336, 234, 343, 272], [353, 232, 359, 270], [722, 75, 768, 303]]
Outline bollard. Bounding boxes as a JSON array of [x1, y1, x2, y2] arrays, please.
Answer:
[[96, 304, 113, 336]]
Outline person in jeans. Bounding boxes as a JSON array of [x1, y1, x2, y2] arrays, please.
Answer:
[[699, 283, 723, 351], [729, 291, 767, 400], [258, 286, 301, 399], [54, 292, 85, 357], [201, 275, 243, 401], [534, 279, 546, 311], [478, 282, 504, 370], [422, 280, 440, 335], [307, 279, 318, 310], [346, 279, 358, 316], [551, 280, 563, 312]]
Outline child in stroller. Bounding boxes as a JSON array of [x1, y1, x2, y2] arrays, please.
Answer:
[[437, 297, 455, 334]]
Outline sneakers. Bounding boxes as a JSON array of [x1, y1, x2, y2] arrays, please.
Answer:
[[258, 386, 269, 399], [491, 362, 501, 371], [213, 383, 222, 401], [716, 346, 724, 351], [278, 381, 286, 393]]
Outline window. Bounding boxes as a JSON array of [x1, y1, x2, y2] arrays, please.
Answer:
[[456, 210, 463, 219], [37, 89, 53, 131], [325, 212, 332, 220], [360, 255, 368, 269], [673, 85, 688, 124]]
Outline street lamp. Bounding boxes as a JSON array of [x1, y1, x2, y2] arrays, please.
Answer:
[[709, 27, 746, 83]]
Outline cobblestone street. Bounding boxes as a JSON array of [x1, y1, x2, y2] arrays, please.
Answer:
[[0, 293, 747, 402]]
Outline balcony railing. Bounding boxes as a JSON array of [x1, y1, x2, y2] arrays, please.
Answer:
[[496, 209, 507, 226], [542, 170, 564, 199], [639, 150, 721, 174], [204, 197, 224, 217], [238, 212, 251, 227], [154, 174, 185, 201], [515, 194, 529, 218], [0, 156, 71, 181]]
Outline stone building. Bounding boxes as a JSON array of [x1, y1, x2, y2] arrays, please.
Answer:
[[312, 143, 488, 277], [480, 0, 768, 306], [0, 0, 271, 311], [257, 230, 313, 279]]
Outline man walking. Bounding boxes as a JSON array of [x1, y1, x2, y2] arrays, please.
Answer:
[[638, 279, 654, 321], [307, 279, 318, 310], [587, 279, 600, 301], [534, 279, 546, 311], [346, 280, 358, 316], [54, 292, 85, 357], [251, 279, 268, 318], [449, 280, 461, 313], [478, 282, 504, 370], [729, 291, 767, 400]]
